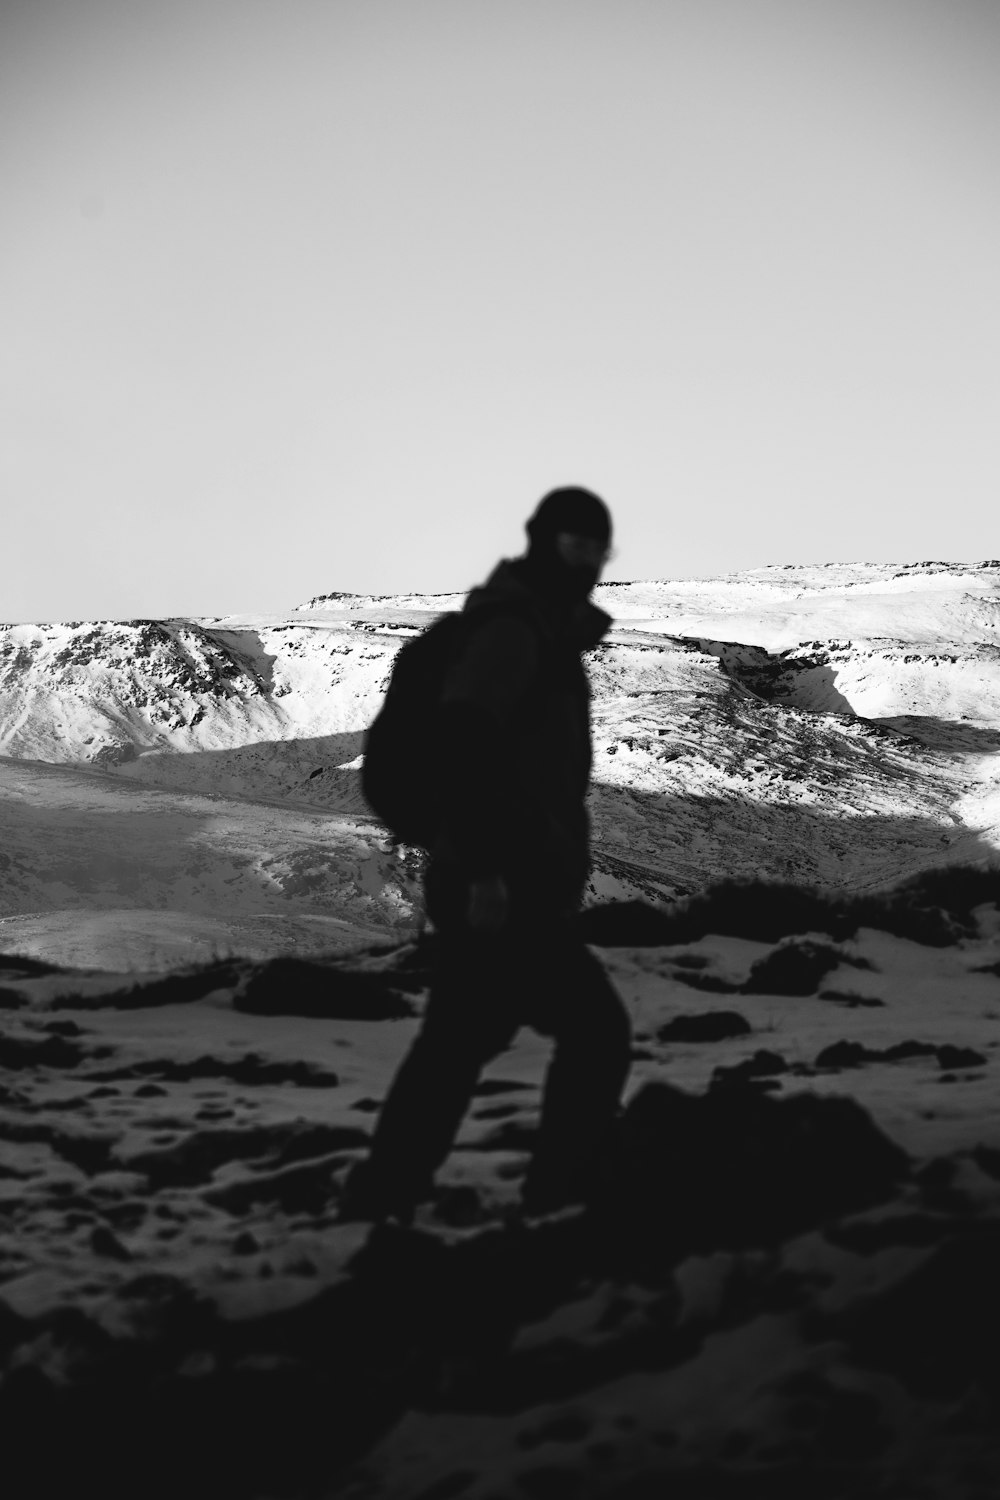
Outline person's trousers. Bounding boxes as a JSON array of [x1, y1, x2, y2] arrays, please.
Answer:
[[362, 909, 632, 1213]]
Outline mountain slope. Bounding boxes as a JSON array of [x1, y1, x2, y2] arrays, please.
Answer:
[[2, 561, 999, 967]]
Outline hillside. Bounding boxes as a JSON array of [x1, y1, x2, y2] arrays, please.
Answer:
[[4, 565, 1000, 1496], [1, 561, 999, 968]]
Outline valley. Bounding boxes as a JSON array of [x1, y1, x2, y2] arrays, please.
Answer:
[[2, 560, 999, 968]]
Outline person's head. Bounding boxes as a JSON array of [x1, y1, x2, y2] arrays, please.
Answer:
[[525, 487, 612, 600]]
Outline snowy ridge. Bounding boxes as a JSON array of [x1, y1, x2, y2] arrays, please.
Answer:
[[0, 616, 398, 765], [2, 561, 1000, 967]]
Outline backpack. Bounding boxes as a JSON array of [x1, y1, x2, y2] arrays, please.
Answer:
[[361, 612, 474, 849]]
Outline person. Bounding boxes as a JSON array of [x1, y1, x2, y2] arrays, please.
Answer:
[[342, 487, 632, 1222]]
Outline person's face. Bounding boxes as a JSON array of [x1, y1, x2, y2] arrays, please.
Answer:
[[554, 531, 609, 584]]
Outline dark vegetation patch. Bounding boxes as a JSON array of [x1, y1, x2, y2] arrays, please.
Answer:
[[669, 969, 742, 995], [743, 939, 871, 997], [3, 1116, 368, 1194], [366, 937, 436, 994], [671, 953, 709, 970], [6, 949, 426, 1018], [582, 864, 1000, 949], [824, 1211, 981, 1255], [82, 1053, 341, 1089], [90, 1225, 132, 1261], [473, 1079, 534, 1097], [463, 1118, 540, 1154], [816, 990, 885, 1008], [204, 1151, 362, 1214], [52, 962, 242, 1011], [657, 1012, 752, 1043], [473, 1102, 524, 1121], [0, 1119, 117, 1174], [0, 1031, 92, 1070], [711, 1051, 791, 1089], [579, 900, 678, 945], [0, 953, 66, 978], [430, 1184, 491, 1230], [233, 957, 415, 1020], [120, 1120, 369, 1190], [815, 1040, 987, 1071]]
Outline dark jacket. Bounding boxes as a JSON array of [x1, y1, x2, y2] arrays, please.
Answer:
[[434, 558, 611, 910]]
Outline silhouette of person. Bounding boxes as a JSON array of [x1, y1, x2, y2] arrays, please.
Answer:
[[342, 487, 631, 1222]]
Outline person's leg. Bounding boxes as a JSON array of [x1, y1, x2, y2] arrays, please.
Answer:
[[520, 936, 632, 1213], [342, 928, 518, 1218]]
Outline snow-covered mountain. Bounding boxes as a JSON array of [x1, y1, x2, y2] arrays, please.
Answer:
[[2, 560, 999, 968]]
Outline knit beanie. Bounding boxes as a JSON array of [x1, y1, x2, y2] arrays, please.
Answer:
[[526, 487, 612, 549]]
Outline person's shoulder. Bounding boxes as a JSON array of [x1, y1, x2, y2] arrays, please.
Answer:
[[462, 560, 550, 638]]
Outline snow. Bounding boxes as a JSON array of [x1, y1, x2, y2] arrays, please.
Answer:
[[5, 560, 1000, 1495], [3, 561, 1000, 968], [0, 759, 419, 970], [3, 905, 1000, 1496]]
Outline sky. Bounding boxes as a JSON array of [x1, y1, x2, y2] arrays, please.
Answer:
[[3, 0, 1000, 621]]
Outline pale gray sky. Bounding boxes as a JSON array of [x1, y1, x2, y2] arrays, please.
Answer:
[[3, 0, 999, 621]]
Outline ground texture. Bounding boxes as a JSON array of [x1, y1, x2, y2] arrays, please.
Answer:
[[3, 874, 1000, 1499]]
